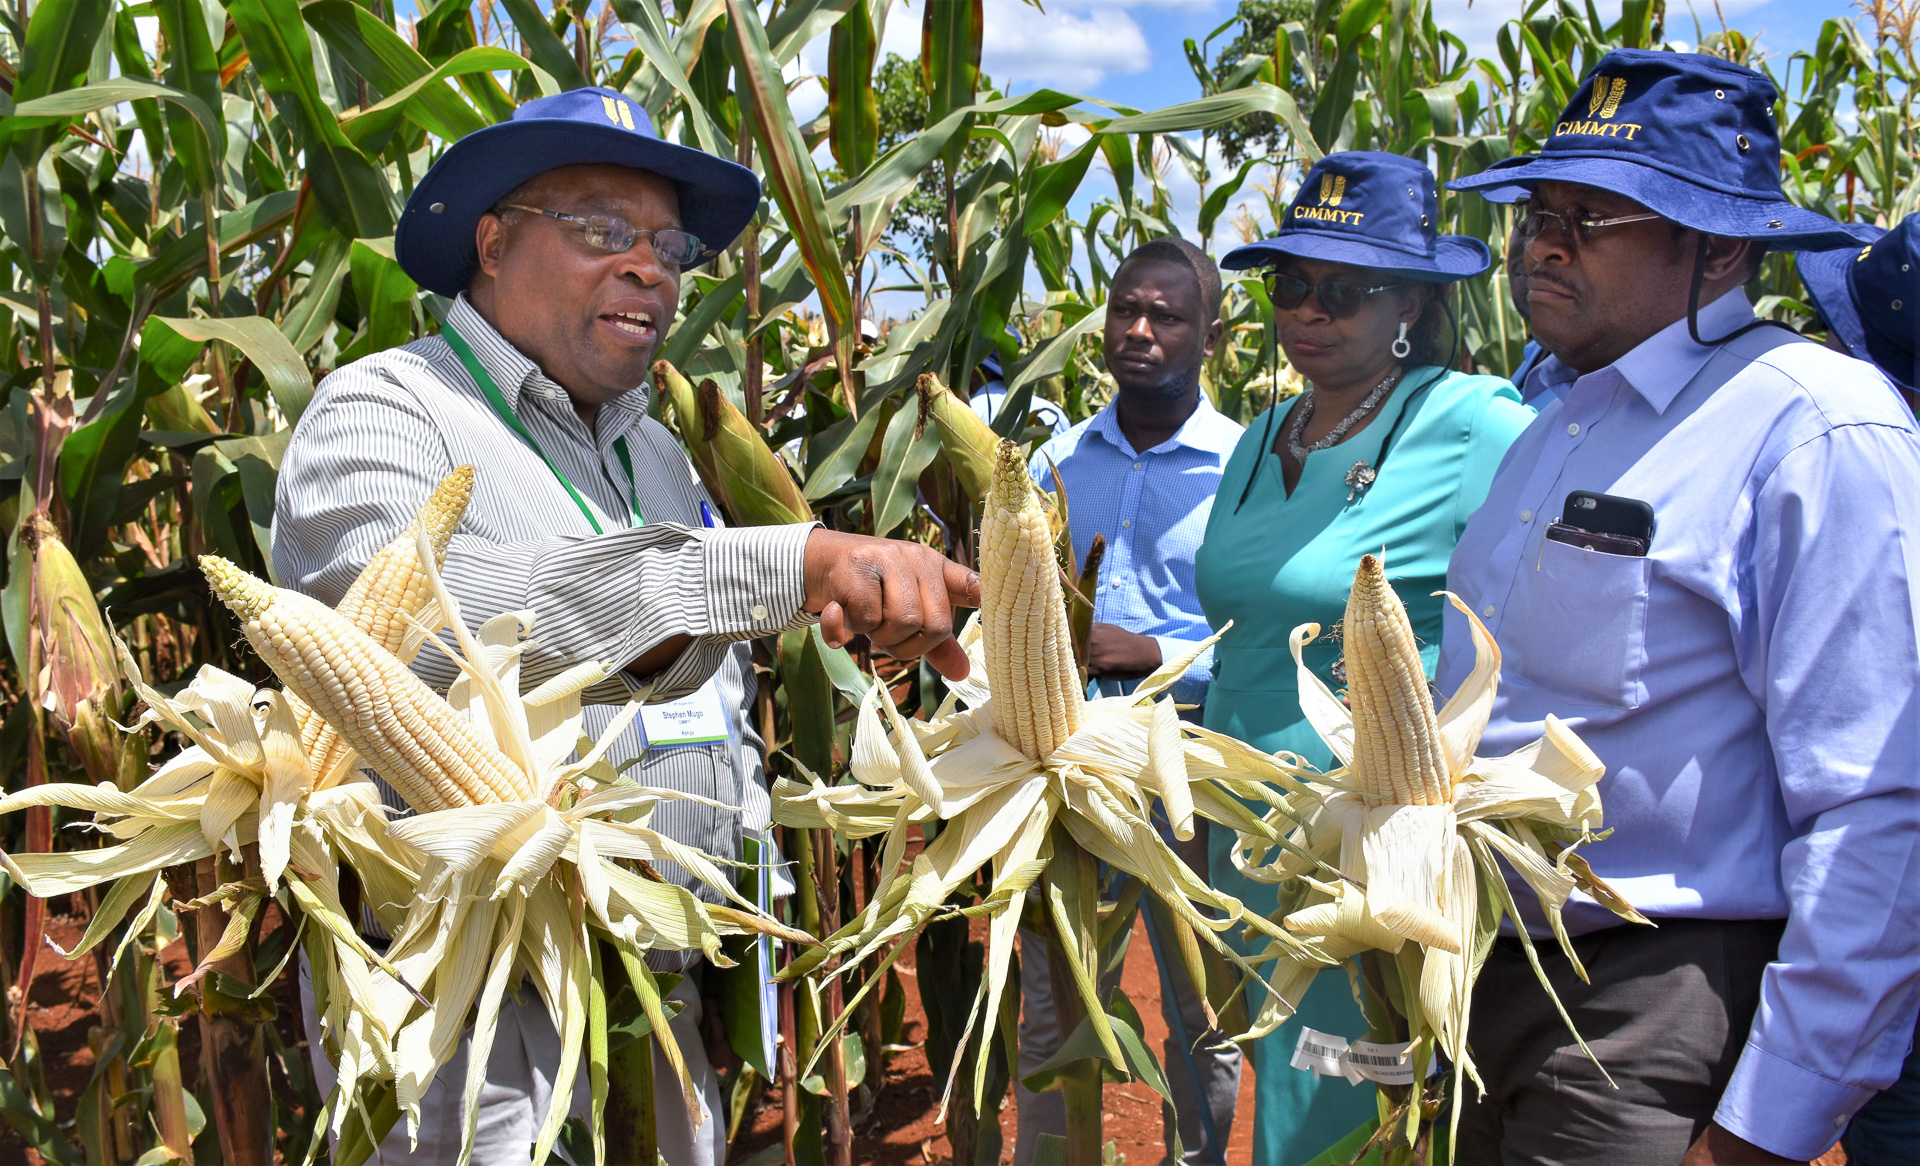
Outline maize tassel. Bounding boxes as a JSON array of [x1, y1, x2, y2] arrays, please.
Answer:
[[1343, 554, 1450, 806], [298, 468, 476, 779], [979, 439, 1083, 761], [202, 556, 531, 812]]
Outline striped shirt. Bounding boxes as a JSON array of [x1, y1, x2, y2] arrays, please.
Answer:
[[271, 296, 816, 946]]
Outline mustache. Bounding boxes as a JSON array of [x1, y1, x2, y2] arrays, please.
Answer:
[[1525, 266, 1576, 295]]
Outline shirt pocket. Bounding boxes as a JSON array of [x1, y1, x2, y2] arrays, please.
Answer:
[[1515, 536, 1652, 709]]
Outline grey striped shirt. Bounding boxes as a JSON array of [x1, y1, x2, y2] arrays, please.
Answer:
[[271, 295, 815, 939]]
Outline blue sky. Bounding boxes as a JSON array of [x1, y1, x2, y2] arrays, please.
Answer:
[[790, 1, 1843, 116]]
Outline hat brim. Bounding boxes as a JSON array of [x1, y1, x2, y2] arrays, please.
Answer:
[[1449, 154, 1857, 250], [396, 120, 762, 296], [1221, 232, 1490, 281], [1795, 244, 1873, 362]]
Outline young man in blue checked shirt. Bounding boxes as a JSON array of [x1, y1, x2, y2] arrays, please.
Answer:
[[1013, 238, 1245, 1166]]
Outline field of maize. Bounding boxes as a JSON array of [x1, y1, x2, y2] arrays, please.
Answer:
[[0, 0, 1914, 1163]]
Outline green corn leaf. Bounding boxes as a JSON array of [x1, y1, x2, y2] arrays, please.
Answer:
[[306, 2, 513, 143], [226, 0, 393, 238], [726, 0, 854, 338], [497, 0, 591, 91], [154, 317, 315, 424], [868, 402, 939, 537]]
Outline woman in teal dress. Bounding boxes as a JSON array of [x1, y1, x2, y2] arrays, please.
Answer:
[[1195, 151, 1534, 1165]]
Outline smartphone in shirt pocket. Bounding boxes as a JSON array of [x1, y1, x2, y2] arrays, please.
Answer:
[[1516, 491, 1656, 708], [1544, 490, 1656, 557]]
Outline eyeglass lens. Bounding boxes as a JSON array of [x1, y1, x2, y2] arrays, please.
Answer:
[[579, 216, 703, 266], [1268, 274, 1387, 320]]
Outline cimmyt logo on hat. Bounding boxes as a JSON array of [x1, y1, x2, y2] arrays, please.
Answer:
[[1556, 74, 1642, 141], [1589, 76, 1628, 119], [1294, 172, 1363, 226], [601, 95, 636, 130]]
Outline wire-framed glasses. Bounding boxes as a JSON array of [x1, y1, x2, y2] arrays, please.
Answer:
[[1516, 202, 1664, 249], [1265, 271, 1402, 319], [497, 204, 706, 267]]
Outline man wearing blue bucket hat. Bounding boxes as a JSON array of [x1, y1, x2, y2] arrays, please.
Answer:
[[1441, 50, 1920, 1165], [274, 87, 981, 1165]]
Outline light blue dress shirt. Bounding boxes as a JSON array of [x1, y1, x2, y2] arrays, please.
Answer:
[[1029, 394, 1244, 706], [1438, 289, 1920, 1160]]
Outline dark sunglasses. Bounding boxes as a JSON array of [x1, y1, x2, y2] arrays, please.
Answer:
[[497, 203, 707, 267], [1265, 271, 1402, 319]]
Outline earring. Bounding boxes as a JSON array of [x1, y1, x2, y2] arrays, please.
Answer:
[[1392, 322, 1412, 359]]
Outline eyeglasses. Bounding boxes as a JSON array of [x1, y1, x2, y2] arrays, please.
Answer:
[[1516, 202, 1664, 249], [496, 204, 706, 267], [1266, 272, 1401, 319]]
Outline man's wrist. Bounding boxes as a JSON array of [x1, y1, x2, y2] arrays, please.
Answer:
[[706, 521, 817, 635]]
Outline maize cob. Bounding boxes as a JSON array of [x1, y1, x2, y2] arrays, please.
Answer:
[[979, 439, 1083, 761], [1343, 554, 1450, 806], [298, 467, 475, 778], [654, 360, 811, 526], [201, 555, 531, 812], [917, 372, 1000, 504]]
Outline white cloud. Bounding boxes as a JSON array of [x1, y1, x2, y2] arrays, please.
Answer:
[[979, 0, 1152, 91]]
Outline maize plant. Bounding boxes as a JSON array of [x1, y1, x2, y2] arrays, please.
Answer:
[[1230, 555, 1646, 1159], [198, 490, 810, 1165], [773, 440, 1325, 1163]]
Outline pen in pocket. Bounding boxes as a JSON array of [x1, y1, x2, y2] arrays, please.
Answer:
[[700, 500, 715, 528]]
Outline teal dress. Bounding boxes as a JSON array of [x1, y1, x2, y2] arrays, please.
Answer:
[[1195, 367, 1532, 1166]]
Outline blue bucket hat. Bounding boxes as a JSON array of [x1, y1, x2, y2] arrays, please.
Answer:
[[1799, 217, 1920, 391], [1450, 49, 1855, 251], [396, 87, 762, 297], [1222, 151, 1489, 281]]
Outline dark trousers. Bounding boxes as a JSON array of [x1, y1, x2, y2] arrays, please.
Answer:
[[1455, 917, 1785, 1166], [1843, 1009, 1920, 1165]]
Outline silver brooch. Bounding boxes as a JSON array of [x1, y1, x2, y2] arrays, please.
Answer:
[[1345, 460, 1377, 501]]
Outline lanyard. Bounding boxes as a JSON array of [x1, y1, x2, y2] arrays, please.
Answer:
[[442, 324, 644, 534]]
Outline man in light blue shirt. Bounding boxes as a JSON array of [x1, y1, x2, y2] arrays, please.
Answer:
[[1446, 51, 1920, 1165], [1014, 237, 1243, 1166]]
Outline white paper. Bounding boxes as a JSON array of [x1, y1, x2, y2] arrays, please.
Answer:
[[639, 680, 731, 749]]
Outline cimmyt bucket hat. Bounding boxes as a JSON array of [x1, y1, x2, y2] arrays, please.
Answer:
[[1222, 151, 1490, 282], [1449, 49, 1855, 250], [396, 87, 762, 296]]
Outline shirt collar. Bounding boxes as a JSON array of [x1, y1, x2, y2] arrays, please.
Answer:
[[446, 294, 649, 442], [1090, 391, 1228, 458], [1522, 288, 1755, 416]]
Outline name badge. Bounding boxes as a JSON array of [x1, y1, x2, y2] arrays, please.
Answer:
[[639, 680, 730, 749]]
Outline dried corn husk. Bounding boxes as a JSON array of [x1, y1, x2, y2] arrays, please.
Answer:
[[773, 441, 1324, 1108], [1231, 555, 1646, 1145]]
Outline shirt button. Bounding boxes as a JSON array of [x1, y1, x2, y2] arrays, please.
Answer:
[[750, 603, 769, 621], [1121, 519, 1132, 529], [1566, 422, 1581, 436], [1133, 462, 1144, 471], [1520, 509, 1533, 523], [1481, 604, 1496, 619], [1111, 580, 1122, 589]]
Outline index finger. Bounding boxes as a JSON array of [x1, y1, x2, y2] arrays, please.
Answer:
[[945, 559, 981, 609]]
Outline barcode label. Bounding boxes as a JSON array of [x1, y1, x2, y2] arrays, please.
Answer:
[[1290, 1029, 1439, 1086]]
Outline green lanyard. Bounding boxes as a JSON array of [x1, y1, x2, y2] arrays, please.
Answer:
[[443, 325, 644, 534]]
